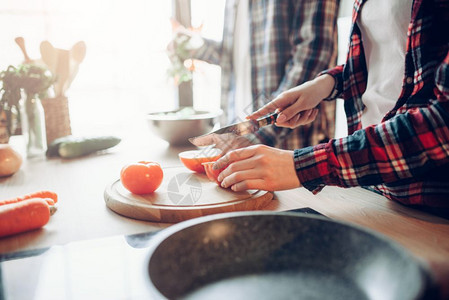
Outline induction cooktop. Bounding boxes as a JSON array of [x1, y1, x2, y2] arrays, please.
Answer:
[[0, 208, 324, 300]]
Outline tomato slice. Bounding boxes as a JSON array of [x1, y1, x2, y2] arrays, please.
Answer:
[[202, 162, 227, 185], [178, 149, 221, 173]]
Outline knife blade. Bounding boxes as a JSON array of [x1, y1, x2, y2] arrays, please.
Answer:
[[189, 112, 278, 147]]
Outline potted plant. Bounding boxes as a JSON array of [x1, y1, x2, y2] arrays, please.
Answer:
[[166, 21, 206, 107], [18, 64, 54, 99], [0, 64, 54, 156], [167, 32, 195, 85], [0, 66, 22, 143], [18, 64, 54, 156]]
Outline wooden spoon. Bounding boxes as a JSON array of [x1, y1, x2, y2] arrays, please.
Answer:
[[63, 41, 86, 95], [40, 41, 70, 97], [70, 41, 86, 63], [54, 49, 70, 97], [40, 41, 58, 74], [14, 37, 32, 64]]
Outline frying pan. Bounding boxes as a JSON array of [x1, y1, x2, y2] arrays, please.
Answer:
[[145, 212, 437, 300]]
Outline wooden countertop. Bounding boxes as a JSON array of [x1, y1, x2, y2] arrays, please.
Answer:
[[1, 134, 449, 298]]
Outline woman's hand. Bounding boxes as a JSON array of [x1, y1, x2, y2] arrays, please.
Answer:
[[213, 145, 301, 192], [248, 74, 335, 128]]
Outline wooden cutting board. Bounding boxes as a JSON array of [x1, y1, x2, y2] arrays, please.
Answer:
[[104, 166, 273, 223]]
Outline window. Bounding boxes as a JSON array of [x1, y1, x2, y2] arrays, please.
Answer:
[[1, 1, 177, 136], [189, 0, 224, 113], [1, 1, 226, 138]]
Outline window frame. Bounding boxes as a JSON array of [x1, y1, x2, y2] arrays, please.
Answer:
[[172, 0, 193, 108]]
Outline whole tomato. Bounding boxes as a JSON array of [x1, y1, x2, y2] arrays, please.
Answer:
[[120, 161, 163, 194]]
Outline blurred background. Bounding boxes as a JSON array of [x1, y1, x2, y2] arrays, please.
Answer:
[[0, 0, 224, 138], [1, 0, 352, 141]]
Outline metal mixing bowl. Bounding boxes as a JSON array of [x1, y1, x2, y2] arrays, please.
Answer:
[[146, 107, 222, 146]]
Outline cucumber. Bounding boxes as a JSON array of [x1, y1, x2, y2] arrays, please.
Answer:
[[46, 135, 79, 157], [58, 135, 121, 158], [46, 135, 121, 158]]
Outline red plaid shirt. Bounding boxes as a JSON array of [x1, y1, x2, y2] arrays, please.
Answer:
[[294, 0, 449, 209]]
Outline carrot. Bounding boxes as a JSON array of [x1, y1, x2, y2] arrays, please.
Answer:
[[42, 198, 55, 206], [20, 190, 58, 203], [0, 198, 56, 238], [0, 197, 54, 206], [0, 190, 58, 206]]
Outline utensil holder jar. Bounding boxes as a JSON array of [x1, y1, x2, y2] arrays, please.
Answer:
[[41, 95, 72, 145]]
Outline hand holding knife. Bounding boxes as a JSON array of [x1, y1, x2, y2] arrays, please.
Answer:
[[188, 112, 278, 147]]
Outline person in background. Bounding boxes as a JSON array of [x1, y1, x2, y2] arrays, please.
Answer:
[[168, 0, 340, 152], [213, 0, 449, 217]]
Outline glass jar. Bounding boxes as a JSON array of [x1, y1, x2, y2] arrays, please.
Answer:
[[21, 93, 47, 157]]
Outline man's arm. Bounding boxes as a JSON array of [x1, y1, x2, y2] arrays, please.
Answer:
[[275, 0, 339, 95], [189, 38, 223, 65], [250, 0, 340, 147]]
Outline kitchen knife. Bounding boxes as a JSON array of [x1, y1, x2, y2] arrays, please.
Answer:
[[189, 112, 278, 147]]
